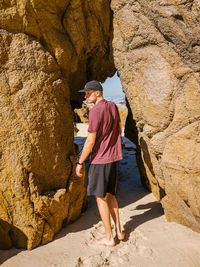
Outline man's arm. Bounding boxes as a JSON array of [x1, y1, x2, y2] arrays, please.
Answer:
[[76, 131, 96, 177]]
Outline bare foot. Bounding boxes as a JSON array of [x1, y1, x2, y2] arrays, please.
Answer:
[[117, 231, 125, 241], [95, 237, 115, 247]]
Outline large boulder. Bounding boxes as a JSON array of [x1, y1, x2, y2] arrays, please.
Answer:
[[112, 0, 200, 231], [0, 29, 87, 249], [0, 0, 115, 249], [0, 0, 115, 107]]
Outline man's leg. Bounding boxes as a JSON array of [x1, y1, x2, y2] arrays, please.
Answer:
[[95, 195, 115, 246], [107, 193, 125, 240]]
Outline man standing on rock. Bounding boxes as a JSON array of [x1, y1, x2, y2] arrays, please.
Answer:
[[76, 80, 125, 247]]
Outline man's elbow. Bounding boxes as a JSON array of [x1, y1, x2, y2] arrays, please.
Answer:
[[86, 132, 96, 148], [87, 140, 95, 148], [85, 137, 95, 147]]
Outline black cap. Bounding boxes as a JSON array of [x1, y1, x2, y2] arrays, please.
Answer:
[[78, 80, 103, 92]]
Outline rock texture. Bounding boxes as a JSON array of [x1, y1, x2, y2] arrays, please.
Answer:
[[0, 29, 87, 250], [74, 103, 92, 123], [0, 0, 114, 249], [0, 0, 115, 108], [1, 0, 200, 249], [112, 0, 200, 231]]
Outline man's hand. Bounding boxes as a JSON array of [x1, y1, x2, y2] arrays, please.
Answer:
[[76, 164, 83, 177], [75, 131, 96, 178]]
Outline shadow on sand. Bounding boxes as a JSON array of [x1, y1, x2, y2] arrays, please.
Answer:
[[0, 220, 25, 265], [56, 136, 163, 240], [0, 136, 164, 264]]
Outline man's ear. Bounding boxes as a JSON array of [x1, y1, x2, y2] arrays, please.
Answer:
[[96, 90, 101, 97]]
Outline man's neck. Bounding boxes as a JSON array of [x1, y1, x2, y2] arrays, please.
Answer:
[[95, 96, 104, 105]]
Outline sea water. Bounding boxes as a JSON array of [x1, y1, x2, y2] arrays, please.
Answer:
[[83, 95, 125, 106], [104, 95, 125, 105]]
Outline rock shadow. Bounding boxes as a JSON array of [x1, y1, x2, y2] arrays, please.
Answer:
[[54, 134, 164, 244], [0, 219, 25, 265], [55, 195, 100, 240], [56, 135, 161, 239], [124, 99, 154, 191], [123, 201, 164, 241]]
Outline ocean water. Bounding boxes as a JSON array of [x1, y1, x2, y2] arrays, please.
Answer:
[[83, 95, 126, 106], [104, 95, 125, 105]]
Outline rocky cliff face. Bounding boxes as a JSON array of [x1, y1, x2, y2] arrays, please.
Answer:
[[0, 0, 114, 249], [0, 29, 87, 250], [112, 0, 200, 232], [0, 0, 114, 107]]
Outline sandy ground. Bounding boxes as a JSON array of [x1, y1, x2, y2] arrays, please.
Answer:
[[1, 123, 200, 267]]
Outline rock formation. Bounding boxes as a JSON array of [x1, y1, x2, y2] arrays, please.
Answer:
[[74, 103, 92, 123], [112, 0, 200, 232], [0, 0, 114, 107], [0, 29, 87, 250], [0, 0, 200, 250], [0, 0, 114, 249]]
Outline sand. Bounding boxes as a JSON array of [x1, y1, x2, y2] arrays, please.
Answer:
[[1, 123, 200, 267]]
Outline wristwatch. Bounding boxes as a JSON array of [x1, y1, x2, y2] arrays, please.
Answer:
[[77, 162, 83, 165]]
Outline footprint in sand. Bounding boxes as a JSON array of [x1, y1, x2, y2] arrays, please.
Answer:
[[76, 253, 110, 267], [128, 230, 154, 258], [84, 221, 106, 246]]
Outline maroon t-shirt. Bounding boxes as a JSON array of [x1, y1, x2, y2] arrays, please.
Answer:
[[88, 99, 123, 164]]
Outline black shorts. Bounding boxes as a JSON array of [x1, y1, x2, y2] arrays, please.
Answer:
[[87, 161, 119, 198]]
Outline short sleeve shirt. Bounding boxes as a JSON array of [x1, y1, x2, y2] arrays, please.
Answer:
[[88, 99, 122, 164]]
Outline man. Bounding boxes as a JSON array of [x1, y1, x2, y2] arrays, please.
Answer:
[[76, 80, 125, 247]]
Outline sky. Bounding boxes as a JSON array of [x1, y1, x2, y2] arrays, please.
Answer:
[[101, 72, 124, 98]]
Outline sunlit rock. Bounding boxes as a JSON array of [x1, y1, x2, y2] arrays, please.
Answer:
[[112, 0, 200, 231], [0, 0, 114, 249]]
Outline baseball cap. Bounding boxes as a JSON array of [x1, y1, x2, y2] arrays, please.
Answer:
[[78, 80, 103, 92]]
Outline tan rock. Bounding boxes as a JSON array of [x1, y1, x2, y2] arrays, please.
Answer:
[[0, 0, 115, 107], [0, 0, 200, 248], [162, 122, 200, 231], [74, 103, 92, 123], [0, 0, 114, 250], [0, 29, 86, 250], [112, 0, 200, 230], [118, 105, 128, 128]]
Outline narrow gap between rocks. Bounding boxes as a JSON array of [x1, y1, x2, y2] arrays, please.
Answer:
[[72, 72, 163, 237]]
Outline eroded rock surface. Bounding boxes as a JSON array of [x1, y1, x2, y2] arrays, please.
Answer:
[[112, 0, 200, 231], [0, 0, 114, 249], [0, 0, 115, 107], [1, 0, 200, 249], [0, 29, 87, 249]]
